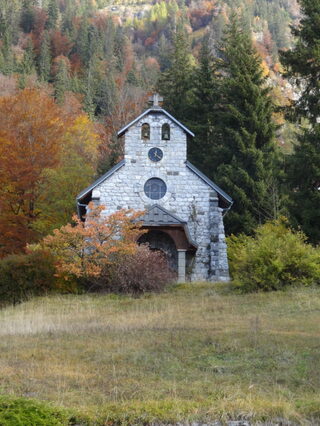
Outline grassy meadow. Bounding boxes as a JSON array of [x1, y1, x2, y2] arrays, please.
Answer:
[[0, 283, 319, 424]]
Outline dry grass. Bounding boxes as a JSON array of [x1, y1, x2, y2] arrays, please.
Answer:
[[0, 283, 319, 424]]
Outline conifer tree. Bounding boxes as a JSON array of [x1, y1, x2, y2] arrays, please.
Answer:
[[187, 36, 221, 174], [213, 15, 278, 235], [157, 27, 194, 120], [20, 0, 36, 33], [46, 0, 59, 30], [54, 57, 71, 104], [38, 31, 52, 82], [281, 0, 320, 243], [0, 29, 15, 75], [19, 38, 36, 76]]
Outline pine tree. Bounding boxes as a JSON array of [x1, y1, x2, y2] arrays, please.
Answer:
[[213, 15, 278, 235], [157, 28, 194, 120], [281, 0, 320, 243], [0, 28, 15, 75], [19, 38, 36, 76], [158, 33, 171, 71], [54, 57, 71, 104], [113, 27, 125, 72], [20, 0, 36, 33], [187, 36, 221, 174], [46, 0, 59, 30], [38, 31, 52, 82]]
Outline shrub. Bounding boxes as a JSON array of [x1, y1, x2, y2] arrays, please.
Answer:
[[110, 244, 176, 294], [88, 244, 176, 295], [42, 205, 175, 295], [0, 250, 75, 306], [227, 218, 320, 292], [42, 202, 144, 281]]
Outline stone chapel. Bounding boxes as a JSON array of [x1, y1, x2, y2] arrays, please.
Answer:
[[77, 95, 233, 282]]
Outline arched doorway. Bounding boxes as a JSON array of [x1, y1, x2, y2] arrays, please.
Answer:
[[138, 230, 178, 272]]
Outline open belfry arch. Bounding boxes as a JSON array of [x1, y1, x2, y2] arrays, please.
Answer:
[[77, 94, 233, 282]]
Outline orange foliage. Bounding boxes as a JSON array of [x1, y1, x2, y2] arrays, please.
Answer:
[[31, 8, 48, 53], [101, 88, 148, 163], [51, 55, 71, 77], [43, 203, 144, 280], [51, 30, 73, 58], [144, 57, 160, 70], [70, 53, 83, 74], [0, 89, 66, 255]]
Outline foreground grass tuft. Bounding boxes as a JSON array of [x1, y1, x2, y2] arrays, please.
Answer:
[[0, 284, 319, 424], [0, 395, 84, 425]]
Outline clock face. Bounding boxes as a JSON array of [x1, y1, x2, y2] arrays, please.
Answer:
[[148, 147, 163, 162]]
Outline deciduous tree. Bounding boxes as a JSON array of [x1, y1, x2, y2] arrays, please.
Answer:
[[0, 89, 65, 255], [34, 114, 100, 235]]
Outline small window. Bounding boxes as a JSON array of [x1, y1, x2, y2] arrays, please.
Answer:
[[141, 123, 150, 139], [162, 123, 170, 140], [144, 178, 167, 200]]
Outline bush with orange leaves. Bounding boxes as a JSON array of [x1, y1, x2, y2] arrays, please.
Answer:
[[42, 203, 174, 294], [43, 203, 143, 281]]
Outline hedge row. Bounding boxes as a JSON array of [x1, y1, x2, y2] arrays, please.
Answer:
[[0, 250, 75, 306]]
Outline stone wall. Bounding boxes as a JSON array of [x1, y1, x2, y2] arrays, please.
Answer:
[[91, 111, 229, 281]]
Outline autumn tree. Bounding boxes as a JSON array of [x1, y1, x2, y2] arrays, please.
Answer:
[[0, 89, 65, 255], [34, 113, 100, 235], [42, 202, 144, 283]]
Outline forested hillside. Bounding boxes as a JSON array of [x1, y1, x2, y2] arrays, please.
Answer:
[[1, 0, 319, 255], [0, 0, 300, 121]]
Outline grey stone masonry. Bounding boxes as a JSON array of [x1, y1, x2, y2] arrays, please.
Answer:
[[78, 107, 232, 282]]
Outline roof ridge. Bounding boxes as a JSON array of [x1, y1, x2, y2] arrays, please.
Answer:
[[117, 108, 195, 137]]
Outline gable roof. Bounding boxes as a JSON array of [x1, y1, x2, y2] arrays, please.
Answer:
[[77, 160, 125, 201], [77, 158, 233, 210], [140, 204, 186, 226], [186, 161, 233, 208], [117, 107, 195, 138], [140, 204, 198, 248]]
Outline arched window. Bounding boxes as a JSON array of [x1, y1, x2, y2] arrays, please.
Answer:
[[141, 123, 150, 140], [144, 178, 167, 200], [162, 123, 170, 140]]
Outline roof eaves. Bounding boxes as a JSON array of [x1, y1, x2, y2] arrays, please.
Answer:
[[77, 160, 125, 201], [186, 161, 233, 206], [142, 204, 198, 248]]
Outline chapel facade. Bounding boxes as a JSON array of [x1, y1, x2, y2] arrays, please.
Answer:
[[77, 95, 233, 282]]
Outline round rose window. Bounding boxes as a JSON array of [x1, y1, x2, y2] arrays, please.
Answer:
[[144, 178, 167, 200]]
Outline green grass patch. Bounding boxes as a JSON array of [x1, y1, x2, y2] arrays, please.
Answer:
[[0, 395, 86, 425]]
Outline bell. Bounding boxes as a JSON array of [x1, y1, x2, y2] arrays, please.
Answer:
[[163, 130, 170, 140], [142, 129, 149, 138]]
